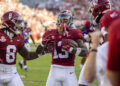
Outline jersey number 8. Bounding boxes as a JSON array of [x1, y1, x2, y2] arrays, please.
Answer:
[[6, 45, 16, 63]]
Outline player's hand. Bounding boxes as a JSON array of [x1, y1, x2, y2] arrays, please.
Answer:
[[41, 35, 54, 47], [90, 31, 102, 48], [46, 43, 55, 53], [42, 35, 55, 52], [61, 39, 71, 51], [41, 38, 50, 47]]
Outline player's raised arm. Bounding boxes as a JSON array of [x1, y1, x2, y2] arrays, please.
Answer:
[[18, 44, 45, 60], [73, 39, 88, 57], [18, 29, 53, 60]]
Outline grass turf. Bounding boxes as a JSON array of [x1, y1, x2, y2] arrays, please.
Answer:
[[16, 44, 97, 86], [17, 53, 81, 86]]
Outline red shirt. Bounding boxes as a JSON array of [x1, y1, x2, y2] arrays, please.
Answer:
[[107, 19, 120, 71], [0, 30, 24, 65], [42, 29, 83, 66]]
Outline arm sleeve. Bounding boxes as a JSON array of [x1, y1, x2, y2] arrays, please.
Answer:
[[41, 30, 51, 46], [73, 29, 84, 41]]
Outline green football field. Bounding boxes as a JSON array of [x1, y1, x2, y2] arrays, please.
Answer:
[[16, 45, 97, 86], [17, 53, 81, 86]]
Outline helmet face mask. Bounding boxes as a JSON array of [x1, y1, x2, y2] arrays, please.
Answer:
[[12, 17, 24, 30], [2, 11, 24, 35], [59, 14, 71, 24], [57, 10, 73, 27]]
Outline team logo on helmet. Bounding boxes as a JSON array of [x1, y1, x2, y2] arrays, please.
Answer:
[[1, 11, 24, 35], [89, 0, 111, 24]]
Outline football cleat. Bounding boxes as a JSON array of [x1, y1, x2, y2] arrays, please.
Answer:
[[19, 62, 23, 69]]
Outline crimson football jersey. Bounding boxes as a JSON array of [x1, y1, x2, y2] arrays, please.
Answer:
[[42, 29, 84, 66], [107, 19, 120, 86], [107, 19, 120, 71], [0, 30, 24, 65]]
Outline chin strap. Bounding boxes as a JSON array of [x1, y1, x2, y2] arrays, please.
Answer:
[[3, 23, 21, 35]]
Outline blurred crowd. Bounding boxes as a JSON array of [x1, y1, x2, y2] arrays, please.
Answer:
[[0, 0, 56, 41], [35, 0, 90, 20], [34, 0, 120, 25]]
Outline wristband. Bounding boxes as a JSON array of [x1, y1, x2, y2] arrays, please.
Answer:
[[90, 49, 97, 52], [75, 48, 81, 56]]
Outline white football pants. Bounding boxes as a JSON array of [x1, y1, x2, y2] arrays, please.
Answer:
[[0, 64, 24, 86], [46, 65, 78, 86]]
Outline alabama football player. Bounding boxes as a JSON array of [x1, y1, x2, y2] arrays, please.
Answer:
[[107, 19, 120, 86], [40, 14, 87, 86], [78, 0, 111, 86], [0, 11, 43, 86], [79, 20, 95, 69], [19, 25, 36, 71], [82, 20, 95, 50], [79, 10, 120, 86], [89, 0, 111, 25]]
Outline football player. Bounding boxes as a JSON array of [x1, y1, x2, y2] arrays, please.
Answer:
[[78, 0, 111, 86], [79, 10, 120, 86], [80, 20, 95, 69], [107, 19, 120, 86], [0, 11, 43, 86], [89, 0, 111, 26], [19, 21, 36, 71], [40, 11, 88, 86]]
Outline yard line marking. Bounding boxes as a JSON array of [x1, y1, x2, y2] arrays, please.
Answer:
[[23, 80, 46, 84]]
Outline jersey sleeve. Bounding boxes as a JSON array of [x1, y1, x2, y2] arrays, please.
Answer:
[[41, 30, 53, 46], [72, 29, 84, 41], [42, 30, 50, 39], [107, 27, 120, 71]]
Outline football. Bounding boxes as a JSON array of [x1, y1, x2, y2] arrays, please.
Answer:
[[65, 39, 78, 48]]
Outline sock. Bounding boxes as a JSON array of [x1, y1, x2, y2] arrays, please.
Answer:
[[20, 60, 24, 64], [24, 65, 27, 69]]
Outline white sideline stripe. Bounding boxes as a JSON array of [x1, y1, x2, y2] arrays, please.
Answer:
[[23, 80, 46, 84]]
